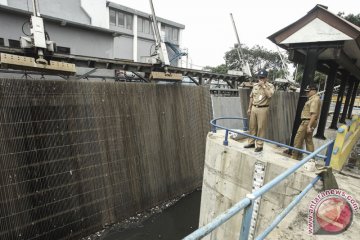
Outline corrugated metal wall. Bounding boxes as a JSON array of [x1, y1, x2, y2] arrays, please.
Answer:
[[0, 79, 211, 240]]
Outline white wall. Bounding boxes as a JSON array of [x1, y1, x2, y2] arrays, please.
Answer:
[[178, 29, 183, 67], [133, 15, 138, 62], [80, 0, 109, 28]]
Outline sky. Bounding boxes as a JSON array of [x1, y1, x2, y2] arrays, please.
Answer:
[[113, 0, 360, 69]]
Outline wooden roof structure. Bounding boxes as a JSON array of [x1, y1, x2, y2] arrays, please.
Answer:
[[268, 4, 360, 79], [268, 4, 360, 141]]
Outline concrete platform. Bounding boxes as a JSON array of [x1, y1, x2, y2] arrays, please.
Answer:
[[198, 131, 360, 240]]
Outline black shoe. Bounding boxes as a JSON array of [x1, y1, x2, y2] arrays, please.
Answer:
[[254, 147, 263, 152], [244, 144, 255, 148], [283, 149, 292, 155]]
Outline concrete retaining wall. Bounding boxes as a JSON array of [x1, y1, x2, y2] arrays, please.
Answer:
[[199, 132, 319, 239], [212, 89, 299, 144], [0, 79, 212, 240]]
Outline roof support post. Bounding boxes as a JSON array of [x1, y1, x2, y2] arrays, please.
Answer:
[[329, 72, 349, 129], [199, 76, 203, 85], [339, 77, 355, 123], [232, 80, 238, 89], [289, 48, 319, 148], [347, 79, 359, 119], [314, 62, 338, 139]]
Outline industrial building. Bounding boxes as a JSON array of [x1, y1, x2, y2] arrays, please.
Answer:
[[0, 1, 359, 240], [0, 0, 185, 66]]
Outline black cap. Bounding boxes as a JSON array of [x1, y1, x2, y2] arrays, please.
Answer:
[[304, 84, 318, 91], [257, 69, 268, 78]]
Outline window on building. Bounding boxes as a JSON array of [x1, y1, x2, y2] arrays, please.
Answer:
[[110, 9, 116, 25], [165, 27, 172, 41], [138, 18, 143, 32], [109, 9, 133, 30], [138, 17, 152, 34], [173, 28, 179, 41], [118, 12, 125, 27], [162, 25, 179, 43], [144, 19, 150, 34], [126, 15, 133, 30]]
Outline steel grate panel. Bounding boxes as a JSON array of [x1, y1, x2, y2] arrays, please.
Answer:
[[0, 79, 212, 240]]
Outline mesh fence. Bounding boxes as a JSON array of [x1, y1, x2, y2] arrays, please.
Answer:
[[0, 78, 212, 240]]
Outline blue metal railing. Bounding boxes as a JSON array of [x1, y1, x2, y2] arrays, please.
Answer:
[[211, 117, 327, 159], [255, 175, 321, 240], [183, 117, 335, 240]]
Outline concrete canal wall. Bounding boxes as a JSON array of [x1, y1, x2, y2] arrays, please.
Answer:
[[0, 79, 212, 240], [198, 132, 319, 240]]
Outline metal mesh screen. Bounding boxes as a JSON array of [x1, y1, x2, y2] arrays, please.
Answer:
[[0, 79, 212, 240]]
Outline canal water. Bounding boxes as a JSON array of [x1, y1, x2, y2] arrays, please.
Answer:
[[98, 190, 201, 240]]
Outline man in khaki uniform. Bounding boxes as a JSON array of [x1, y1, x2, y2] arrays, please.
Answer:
[[292, 84, 321, 159], [244, 69, 275, 152]]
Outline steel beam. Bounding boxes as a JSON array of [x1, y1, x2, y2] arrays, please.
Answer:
[[288, 41, 344, 50], [76, 68, 97, 80], [130, 71, 149, 82], [187, 76, 200, 86], [0, 47, 245, 82], [347, 79, 359, 119], [289, 50, 345, 80], [339, 77, 355, 123], [335, 50, 360, 80], [329, 72, 349, 129], [314, 63, 338, 139], [289, 48, 319, 148]]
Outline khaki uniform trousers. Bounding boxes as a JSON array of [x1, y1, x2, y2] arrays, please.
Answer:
[[291, 120, 315, 160], [248, 106, 269, 148]]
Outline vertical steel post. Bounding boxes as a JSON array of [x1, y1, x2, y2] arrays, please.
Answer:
[[243, 119, 249, 131], [199, 76, 203, 85], [347, 79, 359, 119], [289, 48, 319, 148], [340, 78, 355, 123], [325, 141, 335, 166], [212, 120, 217, 133], [239, 198, 254, 240], [314, 63, 337, 139], [223, 130, 229, 146], [329, 73, 348, 129]]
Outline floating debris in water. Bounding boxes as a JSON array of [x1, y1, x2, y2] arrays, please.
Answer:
[[82, 192, 192, 240]]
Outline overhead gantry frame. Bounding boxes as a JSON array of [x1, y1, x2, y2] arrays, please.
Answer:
[[0, 46, 246, 88]]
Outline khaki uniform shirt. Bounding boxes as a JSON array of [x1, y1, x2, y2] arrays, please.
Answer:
[[250, 82, 275, 106], [301, 94, 321, 120]]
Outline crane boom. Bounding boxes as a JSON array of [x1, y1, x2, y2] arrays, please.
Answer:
[[230, 13, 244, 59], [148, 0, 170, 66], [229, 13, 252, 77]]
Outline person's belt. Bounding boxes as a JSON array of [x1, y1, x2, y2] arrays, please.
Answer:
[[253, 105, 269, 108], [301, 118, 310, 121]]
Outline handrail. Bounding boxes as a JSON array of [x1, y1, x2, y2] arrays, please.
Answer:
[[183, 118, 335, 240], [211, 117, 327, 159], [255, 175, 321, 240], [210, 116, 249, 131]]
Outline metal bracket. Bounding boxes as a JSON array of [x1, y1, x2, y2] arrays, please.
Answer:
[[0, 53, 76, 75]]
